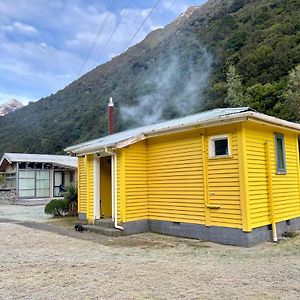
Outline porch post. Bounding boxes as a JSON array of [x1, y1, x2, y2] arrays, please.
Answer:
[[16, 162, 19, 200]]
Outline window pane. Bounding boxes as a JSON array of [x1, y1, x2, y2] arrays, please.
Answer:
[[19, 189, 35, 197], [36, 171, 50, 180], [54, 187, 60, 197], [64, 173, 71, 186], [215, 139, 228, 156], [19, 170, 35, 179], [275, 135, 286, 172], [7, 178, 16, 189], [36, 188, 50, 197], [54, 172, 63, 185], [36, 179, 50, 189], [19, 178, 35, 189]]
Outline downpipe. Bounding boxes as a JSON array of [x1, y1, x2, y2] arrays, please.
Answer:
[[265, 141, 278, 242]]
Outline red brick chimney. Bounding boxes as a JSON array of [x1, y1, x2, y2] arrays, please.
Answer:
[[108, 97, 114, 134]]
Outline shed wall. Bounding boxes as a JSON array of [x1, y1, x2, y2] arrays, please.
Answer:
[[244, 122, 300, 229], [122, 125, 242, 228]]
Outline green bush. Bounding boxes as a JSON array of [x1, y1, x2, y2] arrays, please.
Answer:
[[64, 184, 78, 216], [44, 199, 69, 217]]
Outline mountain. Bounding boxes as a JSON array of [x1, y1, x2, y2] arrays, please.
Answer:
[[0, 0, 299, 156], [0, 99, 24, 117]]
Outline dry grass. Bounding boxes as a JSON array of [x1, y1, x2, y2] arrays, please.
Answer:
[[0, 222, 300, 299]]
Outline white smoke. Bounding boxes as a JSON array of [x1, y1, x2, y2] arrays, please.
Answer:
[[121, 37, 213, 126]]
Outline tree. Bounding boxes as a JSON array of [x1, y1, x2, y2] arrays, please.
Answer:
[[284, 65, 300, 122], [225, 65, 245, 107]]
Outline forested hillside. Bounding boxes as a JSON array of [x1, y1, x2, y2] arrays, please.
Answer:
[[0, 0, 299, 155]]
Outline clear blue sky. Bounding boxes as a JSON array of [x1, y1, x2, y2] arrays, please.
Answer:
[[0, 0, 206, 105]]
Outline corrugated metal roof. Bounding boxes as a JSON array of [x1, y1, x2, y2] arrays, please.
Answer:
[[65, 106, 300, 155], [0, 153, 77, 169], [65, 107, 253, 155]]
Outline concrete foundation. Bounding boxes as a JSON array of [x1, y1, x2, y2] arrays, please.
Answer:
[[78, 213, 87, 221], [121, 217, 300, 247]]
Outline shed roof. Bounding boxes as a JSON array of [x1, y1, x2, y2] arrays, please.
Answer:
[[0, 153, 77, 172], [65, 107, 300, 155]]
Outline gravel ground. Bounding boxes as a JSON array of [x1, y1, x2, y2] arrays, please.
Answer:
[[0, 222, 299, 300], [0, 204, 49, 222]]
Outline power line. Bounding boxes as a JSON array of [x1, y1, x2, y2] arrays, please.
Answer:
[[94, 0, 132, 68], [77, 0, 118, 77], [122, 0, 162, 52]]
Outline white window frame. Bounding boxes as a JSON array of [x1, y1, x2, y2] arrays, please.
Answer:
[[208, 134, 231, 158]]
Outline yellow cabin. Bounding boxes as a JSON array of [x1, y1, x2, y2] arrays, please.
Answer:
[[65, 107, 300, 246]]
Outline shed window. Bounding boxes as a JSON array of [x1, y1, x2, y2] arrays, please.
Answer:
[[209, 135, 230, 158], [275, 134, 286, 174]]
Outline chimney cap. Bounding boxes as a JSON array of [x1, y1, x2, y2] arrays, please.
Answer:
[[108, 97, 114, 106]]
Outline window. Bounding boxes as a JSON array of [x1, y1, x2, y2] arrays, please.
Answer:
[[36, 171, 50, 197], [275, 134, 286, 174], [54, 172, 63, 197], [5, 173, 16, 189], [209, 135, 230, 158], [19, 170, 35, 198], [18, 170, 50, 198]]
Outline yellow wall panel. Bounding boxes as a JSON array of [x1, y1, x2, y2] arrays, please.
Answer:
[[147, 129, 206, 224], [122, 141, 148, 221], [86, 154, 94, 221], [244, 122, 300, 228], [78, 156, 87, 214]]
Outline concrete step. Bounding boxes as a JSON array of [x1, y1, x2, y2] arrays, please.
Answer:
[[84, 225, 124, 237], [94, 218, 115, 229]]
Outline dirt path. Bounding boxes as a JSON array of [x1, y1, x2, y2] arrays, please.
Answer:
[[0, 222, 299, 299], [0, 204, 49, 222]]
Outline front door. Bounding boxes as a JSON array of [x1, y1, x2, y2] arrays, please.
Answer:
[[100, 157, 112, 218]]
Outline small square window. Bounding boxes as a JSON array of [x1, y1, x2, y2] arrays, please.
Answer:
[[275, 133, 286, 174], [209, 135, 230, 158]]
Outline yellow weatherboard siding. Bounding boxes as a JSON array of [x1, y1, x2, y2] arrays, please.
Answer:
[[78, 156, 87, 214], [146, 126, 242, 228], [147, 130, 205, 224], [206, 125, 242, 229], [86, 154, 94, 221], [244, 122, 300, 228], [123, 141, 148, 221]]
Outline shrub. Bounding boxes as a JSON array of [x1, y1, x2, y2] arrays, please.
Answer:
[[44, 199, 69, 217], [64, 184, 78, 216]]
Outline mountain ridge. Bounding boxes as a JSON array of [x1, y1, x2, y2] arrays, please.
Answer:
[[0, 0, 299, 156], [0, 99, 24, 117]]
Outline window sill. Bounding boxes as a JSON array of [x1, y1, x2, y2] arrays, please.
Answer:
[[276, 171, 287, 175], [209, 155, 233, 160]]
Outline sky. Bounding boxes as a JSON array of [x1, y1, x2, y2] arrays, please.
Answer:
[[0, 0, 206, 105]]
